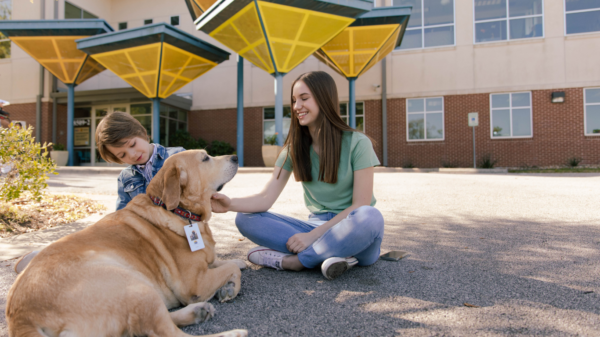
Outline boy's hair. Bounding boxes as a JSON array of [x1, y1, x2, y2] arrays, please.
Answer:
[[95, 112, 149, 164]]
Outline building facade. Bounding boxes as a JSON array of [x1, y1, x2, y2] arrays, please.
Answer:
[[1, 0, 599, 167]]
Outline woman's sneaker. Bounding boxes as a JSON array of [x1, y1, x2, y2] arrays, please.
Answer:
[[247, 246, 290, 271], [321, 256, 358, 280]]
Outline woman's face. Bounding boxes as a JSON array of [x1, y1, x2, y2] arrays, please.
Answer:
[[106, 136, 153, 165], [292, 80, 320, 128]]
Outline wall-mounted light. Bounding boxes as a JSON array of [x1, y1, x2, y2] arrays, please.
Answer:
[[551, 91, 565, 103]]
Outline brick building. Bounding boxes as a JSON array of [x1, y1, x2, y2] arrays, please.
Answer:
[[1, 0, 599, 167]]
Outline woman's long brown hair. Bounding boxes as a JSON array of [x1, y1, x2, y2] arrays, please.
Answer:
[[280, 71, 357, 184]]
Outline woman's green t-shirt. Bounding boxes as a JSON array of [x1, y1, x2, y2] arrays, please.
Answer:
[[275, 131, 380, 214]]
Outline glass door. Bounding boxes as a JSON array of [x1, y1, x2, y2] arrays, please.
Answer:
[[73, 107, 92, 166], [91, 105, 130, 166]]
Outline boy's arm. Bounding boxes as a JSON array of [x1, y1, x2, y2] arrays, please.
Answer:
[[115, 175, 131, 211]]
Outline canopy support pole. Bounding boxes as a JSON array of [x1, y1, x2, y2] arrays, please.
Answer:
[[237, 55, 244, 167], [274, 72, 284, 146], [66, 83, 75, 166], [152, 97, 161, 144], [349, 77, 357, 129]]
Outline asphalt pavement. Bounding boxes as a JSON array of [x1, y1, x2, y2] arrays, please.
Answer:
[[1, 170, 599, 336]]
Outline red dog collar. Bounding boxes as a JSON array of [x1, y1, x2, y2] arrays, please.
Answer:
[[149, 195, 202, 222]]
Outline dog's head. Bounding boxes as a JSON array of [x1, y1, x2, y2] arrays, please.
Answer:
[[146, 150, 238, 223]]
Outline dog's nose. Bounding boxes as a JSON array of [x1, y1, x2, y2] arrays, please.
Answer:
[[231, 155, 238, 163]]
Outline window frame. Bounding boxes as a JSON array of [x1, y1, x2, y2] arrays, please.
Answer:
[[170, 15, 180, 26], [339, 101, 366, 132], [473, 0, 545, 45], [118, 22, 127, 30], [144, 19, 153, 25], [393, 0, 457, 51], [64, 1, 97, 19], [489, 91, 534, 139], [563, 0, 600, 36], [584, 87, 600, 136], [405, 96, 445, 142]]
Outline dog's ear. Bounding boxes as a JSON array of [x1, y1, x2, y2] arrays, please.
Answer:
[[162, 164, 181, 211]]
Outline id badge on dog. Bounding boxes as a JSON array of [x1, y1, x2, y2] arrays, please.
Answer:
[[184, 223, 205, 252]]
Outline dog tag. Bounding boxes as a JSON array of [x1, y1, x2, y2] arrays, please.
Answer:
[[184, 223, 205, 252]]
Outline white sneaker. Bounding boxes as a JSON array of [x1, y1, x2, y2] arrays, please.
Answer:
[[247, 246, 290, 271], [321, 256, 358, 280]]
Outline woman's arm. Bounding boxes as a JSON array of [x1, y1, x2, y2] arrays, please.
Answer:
[[286, 166, 374, 253], [211, 166, 292, 213]]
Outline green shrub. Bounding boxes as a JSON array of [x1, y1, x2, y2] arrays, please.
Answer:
[[402, 160, 415, 169], [479, 154, 498, 169], [264, 133, 278, 145], [208, 140, 235, 156], [52, 143, 66, 151], [169, 130, 208, 150], [0, 126, 56, 201], [567, 157, 582, 167]]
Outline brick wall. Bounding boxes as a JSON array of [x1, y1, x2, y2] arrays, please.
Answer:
[[386, 88, 600, 168], [189, 106, 265, 167], [8, 87, 599, 168]]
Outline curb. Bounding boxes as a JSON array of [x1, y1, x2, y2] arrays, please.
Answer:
[[438, 168, 508, 174], [55, 166, 508, 174]]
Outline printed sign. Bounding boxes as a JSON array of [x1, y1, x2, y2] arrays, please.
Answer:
[[184, 223, 205, 252], [468, 112, 479, 127], [74, 127, 90, 146]]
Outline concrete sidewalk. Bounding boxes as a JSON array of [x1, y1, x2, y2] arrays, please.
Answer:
[[1, 171, 599, 336]]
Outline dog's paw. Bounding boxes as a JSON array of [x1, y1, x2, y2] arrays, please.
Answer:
[[217, 281, 237, 302], [192, 302, 215, 324], [231, 259, 247, 270]]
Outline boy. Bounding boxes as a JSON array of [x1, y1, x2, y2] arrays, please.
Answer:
[[95, 112, 185, 210], [14, 112, 184, 274]]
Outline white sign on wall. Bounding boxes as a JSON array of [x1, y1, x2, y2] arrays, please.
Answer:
[[468, 112, 479, 127]]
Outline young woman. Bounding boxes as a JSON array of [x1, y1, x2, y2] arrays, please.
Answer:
[[211, 71, 384, 280]]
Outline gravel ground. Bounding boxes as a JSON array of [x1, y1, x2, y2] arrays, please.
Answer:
[[1, 171, 599, 336]]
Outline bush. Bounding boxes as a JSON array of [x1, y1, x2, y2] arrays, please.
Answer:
[[402, 160, 415, 169], [208, 140, 235, 156], [52, 143, 66, 151], [442, 161, 458, 168], [169, 130, 207, 150], [567, 157, 582, 167], [478, 154, 498, 169], [264, 133, 278, 145], [0, 125, 56, 201]]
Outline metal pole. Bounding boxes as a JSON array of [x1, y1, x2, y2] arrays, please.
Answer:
[[349, 77, 356, 129], [36, 66, 44, 142], [381, 58, 388, 167], [237, 55, 244, 167], [67, 83, 75, 166], [152, 97, 161, 144], [473, 126, 476, 168], [52, 0, 58, 145], [274, 72, 284, 146]]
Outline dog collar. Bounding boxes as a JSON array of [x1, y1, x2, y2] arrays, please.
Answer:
[[149, 195, 202, 222]]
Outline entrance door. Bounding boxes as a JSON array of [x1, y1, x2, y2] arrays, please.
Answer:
[[91, 105, 129, 166]]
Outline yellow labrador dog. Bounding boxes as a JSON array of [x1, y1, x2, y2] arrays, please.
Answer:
[[6, 150, 247, 337]]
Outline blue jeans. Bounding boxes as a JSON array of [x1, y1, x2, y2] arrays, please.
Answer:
[[235, 206, 384, 269]]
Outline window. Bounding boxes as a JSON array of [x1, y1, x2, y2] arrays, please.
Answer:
[[406, 97, 444, 141], [118, 22, 128, 30], [144, 19, 153, 25], [474, 0, 544, 43], [490, 92, 532, 138], [159, 104, 188, 146], [171, 16, 180, 26], [395, 0, 455, 50], [339, 102, 365, 132], [64, 1, 97, 19], [263, 106, 291, 145], [564, 0, 600, 35], [584, 88, 600, 135], [0, 0, 11, 59]]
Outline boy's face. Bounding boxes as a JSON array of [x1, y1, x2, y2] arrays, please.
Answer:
[[106, 136, 154, 165]]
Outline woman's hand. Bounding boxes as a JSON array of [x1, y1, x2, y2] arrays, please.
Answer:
[[211, 193, 231, 213], [286, 232, 319, 254]]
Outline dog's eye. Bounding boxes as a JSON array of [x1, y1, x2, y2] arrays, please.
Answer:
[[203, 156, 210, 162]]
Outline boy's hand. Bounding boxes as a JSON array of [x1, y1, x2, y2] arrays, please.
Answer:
[[211, 193, 231, 213]]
